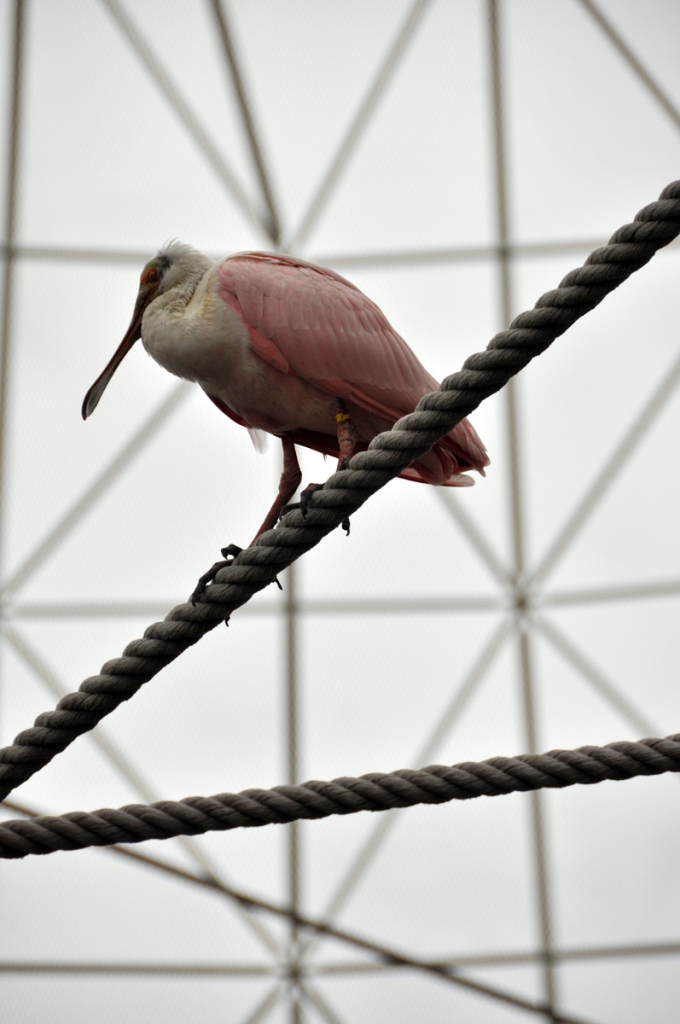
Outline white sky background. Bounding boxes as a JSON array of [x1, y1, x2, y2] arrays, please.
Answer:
[[1, 1, 680, 1022]]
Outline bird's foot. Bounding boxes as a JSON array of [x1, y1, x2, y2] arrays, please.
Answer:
[[280, 481, 351, 536], [190, 544, 243, 605], [280, 482, 323, 520]]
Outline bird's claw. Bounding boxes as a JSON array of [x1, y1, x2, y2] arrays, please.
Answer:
[[221, 543, 244, 560], [279, 482, 323, 520], [190, 544, 243, 605], [279, 451, 352, 523], [279, 481, 351, 537]]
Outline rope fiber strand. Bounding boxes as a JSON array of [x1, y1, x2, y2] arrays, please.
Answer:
[[1, 732, 679, 859], [0, 181, 678, 806]]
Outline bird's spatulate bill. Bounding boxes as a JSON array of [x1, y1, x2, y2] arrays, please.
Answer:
[[82, 296, 148, 419]]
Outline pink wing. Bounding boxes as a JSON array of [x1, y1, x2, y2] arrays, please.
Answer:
[[219, 253, 438, 417], [218, 252, 488, 477]]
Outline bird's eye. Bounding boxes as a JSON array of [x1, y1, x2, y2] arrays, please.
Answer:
[[142, 265, 160, 286]]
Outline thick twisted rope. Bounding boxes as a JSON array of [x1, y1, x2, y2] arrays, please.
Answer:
[[0, 181, 679, 804], [1, 732, 678, 859]]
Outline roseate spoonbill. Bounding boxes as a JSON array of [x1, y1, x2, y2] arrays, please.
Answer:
[[82, 243, 489, 594]]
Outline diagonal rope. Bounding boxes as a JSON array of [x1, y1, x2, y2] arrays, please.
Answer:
[[0, 182, 677, 803], [3, 624, 162, 799], [1, 731, 679, 860]]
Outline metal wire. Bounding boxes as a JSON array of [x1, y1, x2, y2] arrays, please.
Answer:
[[1, 622, 281, 956], [488, 1, 556, 1012], [287, 0, 433, 250], [209, 0, 281, 245], [1, 382, 191, 598], [99, 0, 265, 236], [0, 1, 24, 576], [0, 797, 599, 1024], [577, 0, 680, 133]]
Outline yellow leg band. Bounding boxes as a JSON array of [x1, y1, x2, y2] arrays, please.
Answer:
[[335, 412, 352, 423]]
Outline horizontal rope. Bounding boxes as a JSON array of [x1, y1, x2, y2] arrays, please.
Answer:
[[0, 181, 678, 804], [1, 732, 678, 859]]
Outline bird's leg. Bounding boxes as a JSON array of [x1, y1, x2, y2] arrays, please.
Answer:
[[282, 411, 357, 530], [190, 435, 301, 605], [251, 433, 302, 542], [335, 411, 357, 533], [336, 411, 358, 470], [190, 543, 243, 605]]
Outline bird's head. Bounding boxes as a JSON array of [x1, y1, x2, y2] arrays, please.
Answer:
[[81, 254, 167, 420], [81, 243, 209, 419]]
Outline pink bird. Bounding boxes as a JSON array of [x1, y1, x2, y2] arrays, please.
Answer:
[[83, 244, 488, 591]]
